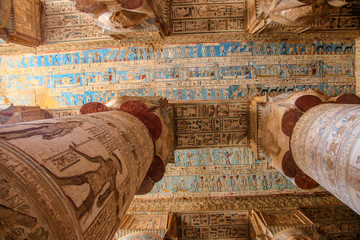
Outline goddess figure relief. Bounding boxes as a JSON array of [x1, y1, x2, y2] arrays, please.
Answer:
[[70, 0, 155, 30], [260, 0, 350, 27]]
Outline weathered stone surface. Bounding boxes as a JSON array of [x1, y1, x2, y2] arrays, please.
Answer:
[[247, 0, 352, 34], [147, 156, 166, 183], [80, 102, 109, 114], [251, 209, 318, 240], [292, 104, 360, 215], [272, 228, 317, 240], [334, 93, 360, 104], [0, 111, 154, 239], [130, 193, 344, 212], [106, 96, 173, 168], [120, 101, 148, 118], [261, 90, 358, 191]]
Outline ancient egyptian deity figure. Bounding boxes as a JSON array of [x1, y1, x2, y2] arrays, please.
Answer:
[[247, 0, 351, 34], [260, 0, 350, 27], [70, 0, 156, 32]]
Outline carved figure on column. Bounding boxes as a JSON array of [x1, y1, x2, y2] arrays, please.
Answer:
[[0, 96, 172, 239], [81, 96, 173, 195], [247, 0, 352, 34], [70, 0, 156, 31]]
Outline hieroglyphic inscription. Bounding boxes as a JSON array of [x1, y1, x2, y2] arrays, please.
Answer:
[[131, 193, 344, 213], [0, 111, 154, 239], [177, 118, 246, 132], [45, 26, 107, 44], [45, 13, 94, 28], [45, 150, 81, 172], [175, 102, 247, 148], [178, 212, 247, 225], [0, 141, 78, 239], [133, 143, 325, 199], [317, 16, 360, 30], [43, 0, 108, 43], [302, 206, 360, 240], [0, 170, 51, 239], [313, 1, 360, 30], [115, 213, 169, 239], [0, 41, 355, 107], [177, 212, 248, 239], [175, 132, 247, 148], [171, 4, 244, 19], [170, 0, 244, 34], [291, 104, 360, 215], [44, 0, 78, 14], [172, 17, 243, 34], [83, 194, 117, 240]]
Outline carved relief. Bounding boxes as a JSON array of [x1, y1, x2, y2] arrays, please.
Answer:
[[174, 102, 248, 148], [130, 193, 344, 212], [302, 206, 360, 239], [115, 213, 171, 239], [261, 90, 360, 195], [0, 110, 154, 239], [0, 170, 51, 239], [0, 40, 355, 107], [251, 209, 318, 239], [62, 0, 169, 42], [177, 212, 248, 239], [246, 0, 359, 34], [292, 103, 360, 215]]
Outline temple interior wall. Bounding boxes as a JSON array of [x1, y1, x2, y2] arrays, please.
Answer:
[[1, 0, 360, 239]]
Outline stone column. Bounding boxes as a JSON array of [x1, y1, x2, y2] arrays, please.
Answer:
[[291, 104, 360, 215], [0, 98, 170, 240], [261, 90, 325, 190], [261, 90, 360, 214], [356, 37, 360, 96]]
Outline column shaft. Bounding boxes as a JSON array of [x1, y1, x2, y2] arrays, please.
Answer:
[[0, 111, 154, 239], [291, 104, 360, 215]]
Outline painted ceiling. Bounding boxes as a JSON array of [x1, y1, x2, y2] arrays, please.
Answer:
[[42, 0, 359, 43], [0, 0, 360, 220]]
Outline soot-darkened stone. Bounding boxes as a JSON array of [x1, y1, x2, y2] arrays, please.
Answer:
[[80, 102, 109, 114], [120, 100, 148, 118], [139, 112, 162, 141], [147, 156, 165, 182]]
